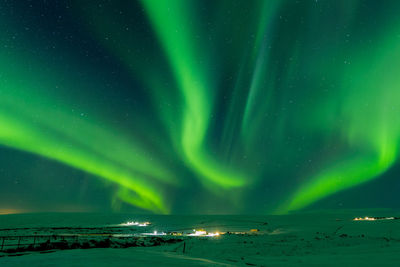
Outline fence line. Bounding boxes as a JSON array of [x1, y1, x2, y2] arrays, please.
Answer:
[[0, 234, 134, 252]]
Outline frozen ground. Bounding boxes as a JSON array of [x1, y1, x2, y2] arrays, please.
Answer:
[[1, 211, 400, 266]]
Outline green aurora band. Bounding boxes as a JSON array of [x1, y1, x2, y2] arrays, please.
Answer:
[[278, 20, 400, 213], [0, 41, 172, 213], [139, 0, 248, 188], [1, 0, 400, 213]]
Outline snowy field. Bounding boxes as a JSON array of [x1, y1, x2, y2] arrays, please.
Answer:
[[1, 211, 400, 266]]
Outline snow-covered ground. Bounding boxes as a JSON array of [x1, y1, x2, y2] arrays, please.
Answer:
[[1, 211, 400, 266]]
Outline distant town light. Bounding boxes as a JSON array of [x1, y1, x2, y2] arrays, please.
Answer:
[[353, 216, 397, 221], [206, 232, 220, 237], [121, 221, 151, 226], [191, 229, 207, 236], [188, 229, 220, 237]]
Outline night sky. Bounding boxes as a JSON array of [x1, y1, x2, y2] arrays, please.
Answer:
[[1, 0, 400, 214]]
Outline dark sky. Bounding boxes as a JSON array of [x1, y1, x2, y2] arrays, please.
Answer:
[[1, 0, 400, 214]]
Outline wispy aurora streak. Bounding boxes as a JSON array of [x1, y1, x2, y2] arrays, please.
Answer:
[[1, 0, 400, 213]]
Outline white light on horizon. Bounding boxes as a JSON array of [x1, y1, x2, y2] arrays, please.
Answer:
[[120, 221, 151, 226]]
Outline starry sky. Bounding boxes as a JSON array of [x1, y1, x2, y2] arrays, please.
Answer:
[[1, 0, 400, 215]]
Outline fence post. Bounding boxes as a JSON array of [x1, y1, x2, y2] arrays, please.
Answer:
[[17, 236, 21, 249], [33, 236, 36, 248], [1, 237, 4, 251]]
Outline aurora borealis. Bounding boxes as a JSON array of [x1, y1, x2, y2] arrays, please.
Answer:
[[1, 0, 400, 214]]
